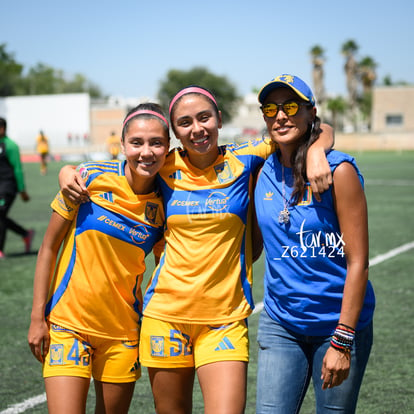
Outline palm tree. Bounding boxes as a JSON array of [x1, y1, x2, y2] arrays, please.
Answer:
[[341, 40, 359, 106], [358, 56, 377, 130], [359, 56, 377, 95], [341, 40, 359, 131], [310, 45, 326, 105]]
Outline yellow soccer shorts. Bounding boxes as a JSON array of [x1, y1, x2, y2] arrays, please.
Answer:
[[139, 316, 249, 369], [43, 324, 141, 383]]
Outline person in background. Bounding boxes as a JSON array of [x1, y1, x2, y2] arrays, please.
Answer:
[[58, 85, 334, 414], [0, 117, 34, 258], [36, 130, 49, 175], [254, 74, 375, 413], [27, 103, 169, 414], [106, 130, 121, 160]]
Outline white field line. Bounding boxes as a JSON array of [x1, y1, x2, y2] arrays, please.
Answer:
[[0, 394, 46, 414], [2, 241, 413, 413]]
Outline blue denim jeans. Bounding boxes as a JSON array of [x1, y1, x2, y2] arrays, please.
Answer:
[[256, 309, 373, 414]]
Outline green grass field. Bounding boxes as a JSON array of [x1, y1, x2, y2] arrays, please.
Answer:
[[1, 151, 413, 413]]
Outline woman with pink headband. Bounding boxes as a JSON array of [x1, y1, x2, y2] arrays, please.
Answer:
[[58, 86, 334, 413], [28, 103, 170, 414], [138, 85, 334, 414]]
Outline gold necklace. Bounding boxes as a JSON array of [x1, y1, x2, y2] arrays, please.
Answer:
[[278, 163, 290, 224]]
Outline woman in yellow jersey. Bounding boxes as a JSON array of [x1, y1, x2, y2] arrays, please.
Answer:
[[27, 103, 169, 414], [36, 130, 49, 175], [58, 86, 334, 414]]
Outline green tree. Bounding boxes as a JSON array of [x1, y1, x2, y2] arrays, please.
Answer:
[[383, 75, 392, 86], [0, 43, 103, 97], [0, 43, 23, 96], [326, 95, 347, 132], [23, 63, 63, 95], [21, 64, 103, 97], [157, 66, 240, 124], [63, 73, 102, 98]]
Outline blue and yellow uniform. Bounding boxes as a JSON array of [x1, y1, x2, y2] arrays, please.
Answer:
[[140, 139, 274, 368], [143, 139, 273, 323], [44, 160, 164, 380], [47, 160, 164, 339]]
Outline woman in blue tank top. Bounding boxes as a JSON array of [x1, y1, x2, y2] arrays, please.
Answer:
[[254, 74, 375, 414]]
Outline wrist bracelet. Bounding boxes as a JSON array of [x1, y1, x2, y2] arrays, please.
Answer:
[[330, 325, 355, 352], [338, 322, 356, 333]]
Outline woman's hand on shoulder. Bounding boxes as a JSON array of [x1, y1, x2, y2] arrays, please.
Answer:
[[306, 145, 332, 201], [58, 165, 89, 203]]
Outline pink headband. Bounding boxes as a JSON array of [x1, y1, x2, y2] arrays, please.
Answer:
[[122, 110, 169, 129], [169, 87, 218, 115]]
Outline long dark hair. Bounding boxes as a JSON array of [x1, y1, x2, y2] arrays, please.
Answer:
[[289, 115, 322, 205]]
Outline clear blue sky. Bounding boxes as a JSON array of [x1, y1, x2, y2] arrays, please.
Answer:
[[3, 0, 413, 100]]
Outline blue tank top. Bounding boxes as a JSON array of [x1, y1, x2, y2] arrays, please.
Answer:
[[254, 150, 375, 336]]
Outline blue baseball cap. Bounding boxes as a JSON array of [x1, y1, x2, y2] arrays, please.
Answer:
[[258, 74, 316, 106]]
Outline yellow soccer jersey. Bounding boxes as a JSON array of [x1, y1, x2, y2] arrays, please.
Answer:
[[46, 161, 165, 340], [36, 135, 49, 154], [143, 138, 274, 324]]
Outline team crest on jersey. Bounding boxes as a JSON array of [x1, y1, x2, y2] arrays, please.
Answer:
[[297, 185, 312, 206], [150, 336, 165, 357], [214, 161, 234, 183], [145, 202, 158, 224], [49, 344, 64, 365]]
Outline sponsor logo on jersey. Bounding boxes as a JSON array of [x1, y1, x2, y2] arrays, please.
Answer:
[[215, 161, 234, 184], [145, 202, 158, 224], [96, 215, 150, 244], [97, 215, 126, 231], [150, 336, 165, 357], [171, 199, 200, 207], [130, 358, 141, 372], [214, 337, 235, 351], [205, 191, 230, 212], [264, 191, 273, 201], [49, 344, 64, 365], [129, 224, 150, 244]]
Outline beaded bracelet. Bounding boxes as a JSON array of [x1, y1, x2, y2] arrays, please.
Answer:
[[330, 325, 355, 353], [338, 322, 356, 332]]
